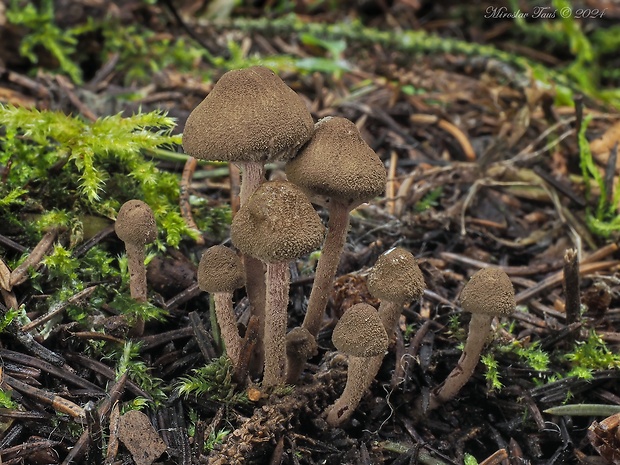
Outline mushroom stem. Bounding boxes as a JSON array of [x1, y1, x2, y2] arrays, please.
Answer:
[[285, 203, 349, 383], [427, 312, 493, 411], [303, 203, 349, 337], [237, 161, 267, 375], [125, 241, 148, 303], [238, 161, 265, 207], [378, 300, 404, 336], [263, 260, 289, 387], [214, 292, 243, 367], [326, 357, 370, 427]]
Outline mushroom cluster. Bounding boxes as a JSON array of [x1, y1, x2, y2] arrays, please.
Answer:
[[183, 66, 316, 372], [174, 66, 517, 428]]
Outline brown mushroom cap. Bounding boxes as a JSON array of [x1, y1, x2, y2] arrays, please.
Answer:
[[230, 181, 325, 263], [285, 116, 386, 209], [460, 267, 515, 317], [115, 200, 157, 245], [197, 245, 245, 294], [332, 303, 388, 357], [182, 66, 314, 163], [367, 247, 425, 302]]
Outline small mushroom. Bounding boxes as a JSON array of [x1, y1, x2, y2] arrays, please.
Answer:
[[367, 247, 425, 335], [231, 181, 325, 387], [197, 245, 245, 367], [356, 247, 426, 397], [183, 66, 315, 366], [325, 303, 388, 427], [426, 267, 515, 411], [115, 200, 157, 303], [285, 116, 387, 382]]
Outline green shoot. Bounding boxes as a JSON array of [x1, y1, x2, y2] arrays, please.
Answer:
[[566, 331, 620, 380], [114, 341, 166, 404], [176, 356, 248, 405], [414, 187, 443, 212], [464, 453, 479, 465], [6, 0, 84, 83], [0, 389, 18, 409], [0, 105, 194, 246], [481, 354, 503, 391], [205, 428, 231, 452]]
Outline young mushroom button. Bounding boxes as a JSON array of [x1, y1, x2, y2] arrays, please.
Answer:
[[284, 116, 387, 383], [197, 246, 245, 368], [326, 303, 388, 427], [231, 181, 325, 387], [426, 267, 515, 411]]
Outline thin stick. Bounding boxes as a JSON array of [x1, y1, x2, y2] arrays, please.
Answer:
[[9, 228, 59, 288], [515, 261, 619, 305], [4, 374, 85, 418], [21, 285, 97, 332], [563, 248, 580, 329], [180, 156, 205, 244]]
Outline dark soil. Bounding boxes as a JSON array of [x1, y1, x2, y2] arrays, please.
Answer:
[[1, 1, 620, 464]]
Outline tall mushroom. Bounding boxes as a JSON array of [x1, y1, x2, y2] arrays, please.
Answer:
[[197, 245, 245, 367], [325, 303, 388, 427], [230, 181, 325, 387], [182, 66, 315, 370], [114, 200, 157, 336], [285, 116, 387, 382], [425, 267, 515, 412]]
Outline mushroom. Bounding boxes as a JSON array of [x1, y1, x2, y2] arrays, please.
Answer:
[[425, 267, 515, 411], [285, 116, 387, 382], [353, 247, 426, 397], [182, 66, 314, 205], [230, 181, 325, 387], [325, 303, 388, 427], [183, 66, 315, 367], [367, 247, 425, 335], [114, 200, 157, 336], [115, 200, 157, 303], [197, 245, 245, 367]]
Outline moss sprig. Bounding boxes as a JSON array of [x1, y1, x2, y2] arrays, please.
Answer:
[[176, 356, 249, 405], [0, 105, 194, 246]]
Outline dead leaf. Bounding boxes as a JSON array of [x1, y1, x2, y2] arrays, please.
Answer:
[[118, 410, 166, 465], [590, 120, 620, 172]]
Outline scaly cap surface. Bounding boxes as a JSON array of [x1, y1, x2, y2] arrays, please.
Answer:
[[197, 245, 245, 293], [460, 267, 515, 317], [285, 116, 386, 209], [367, 247, 425, 302], [332, 303, 388, 357], [115, 200, 157, 245], [230, 181, 325, 263], [182, 66, 314, 163]]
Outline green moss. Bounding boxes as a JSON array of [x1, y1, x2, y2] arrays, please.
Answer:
[[566, 331, 620, 380], [177, 356, 249, 405], [0, 105, 194, 246]]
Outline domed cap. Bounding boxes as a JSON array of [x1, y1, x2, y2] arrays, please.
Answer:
[[460, 267, 515, 317], [367, 247, 425, 302], [230, 181, 325, 263], [332, 303, 388, 357], [115, 200, 157, 245], [182, 66, 314, 163], [285, 116, 387, 209], [197, 245, 245, 293]]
